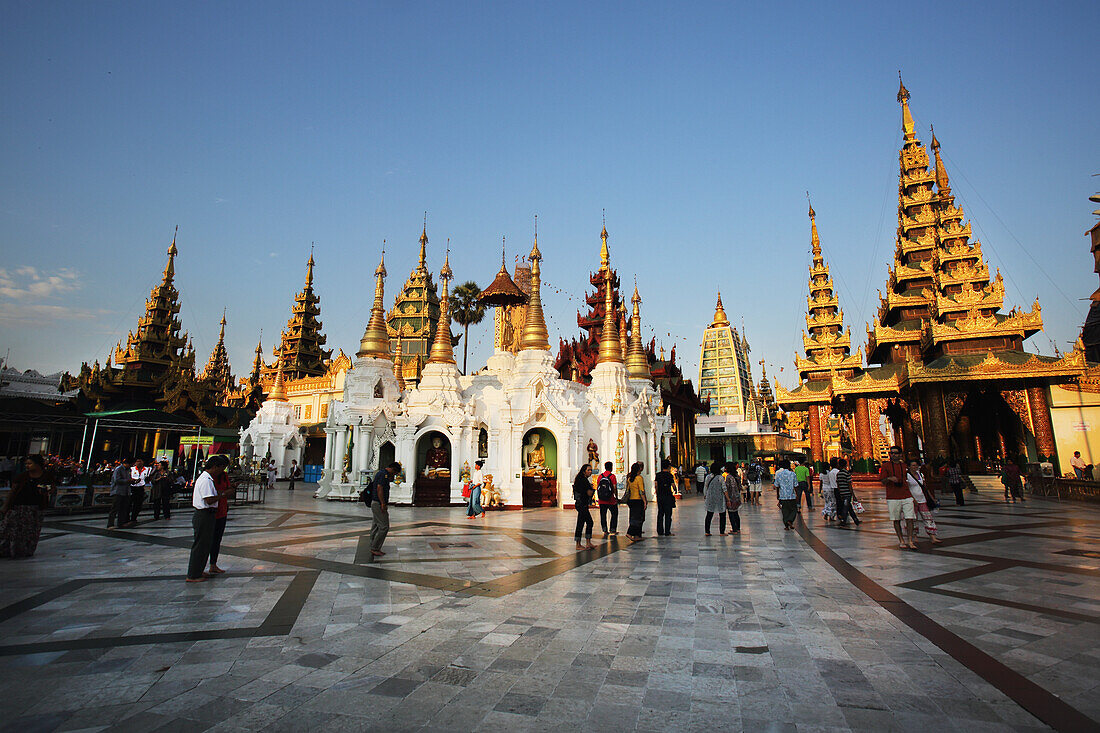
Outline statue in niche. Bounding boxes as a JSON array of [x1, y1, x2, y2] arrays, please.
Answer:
[[424, 435, 450, 478], [478, 428, 489, 458], [373, 381, 383, 398], [523, 432, 553, 478], [587, 439, 599, 469]]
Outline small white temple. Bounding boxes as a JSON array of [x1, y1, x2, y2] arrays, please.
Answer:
[[238, 365, 304, 474], [244, 226, 668, 508]]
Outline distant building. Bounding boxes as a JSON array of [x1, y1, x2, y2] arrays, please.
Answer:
[[0, 367, 75, 402]]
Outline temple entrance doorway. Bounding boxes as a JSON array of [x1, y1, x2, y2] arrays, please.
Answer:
[[951, 388, 1030, 470], [414, 431, 452, 506], [521, 428, 558, 507]]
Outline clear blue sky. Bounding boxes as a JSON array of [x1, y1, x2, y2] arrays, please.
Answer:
[[2, 1, 1097, 389]]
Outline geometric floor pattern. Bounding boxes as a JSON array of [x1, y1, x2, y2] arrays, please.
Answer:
[[0, 486, 1097, 731]]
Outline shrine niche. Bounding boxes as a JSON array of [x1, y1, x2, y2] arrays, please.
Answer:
[[477, 426, 489, 459], [521, 427, 557, 508], [414, 431, 452, 506]]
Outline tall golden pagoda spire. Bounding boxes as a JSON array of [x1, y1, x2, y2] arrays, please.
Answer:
[[809, 198, 822, 264], [393, 337, 405, 390], [596, 230, 624, 365], [626, 285, 651, 379], [268, 354, 287, 402], [898, 71, 916, 143], [358, 245, 392, 359], [163, 226, 179, 284], [428, 247, 456, 364], [417, 214, 428, 274], [712, 292, 730, 327], [800, 204, 859, 381], [519, 221, 551, 351]]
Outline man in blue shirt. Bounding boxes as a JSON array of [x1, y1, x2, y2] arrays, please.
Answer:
[[368, 462, 401, 561], [774, 459, 799, 531]]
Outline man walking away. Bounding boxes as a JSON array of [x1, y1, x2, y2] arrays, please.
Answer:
[[945, 461, 965, 505], [368, 462, 401, 561], [596, 461, 619, 538], [107, 458, 133, 529], [288, 460, 302, 491], [794, 460, 813, 512], [695, 463, 707, 495], [835, 459, 861, 526], [186, 456, 227, 582], [655, 459, 677, 536], [774, 459, 799, 530], [880, 447, 916, 549]]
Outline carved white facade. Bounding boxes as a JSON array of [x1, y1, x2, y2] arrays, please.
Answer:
[[238, 397, 303, 478]]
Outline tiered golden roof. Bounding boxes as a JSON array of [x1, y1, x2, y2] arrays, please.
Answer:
[[358, 248, 392, 359], [200, 310, 234, 399], [799, 203, 860, 381], [264, 252, 331, 383], [387, 225, 441, 384]]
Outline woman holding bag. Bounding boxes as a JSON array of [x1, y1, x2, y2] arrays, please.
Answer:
[[722, 463, 742, 534], [623, 462, 647, 543], [907, 459, 942, 546], [572, 465, 596, 550]]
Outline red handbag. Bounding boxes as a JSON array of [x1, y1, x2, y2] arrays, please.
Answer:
[[461, 483, 471, 498]]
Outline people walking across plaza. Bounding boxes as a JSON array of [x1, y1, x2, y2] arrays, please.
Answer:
[[695, 462, 707, 495], [367, 462, 401, 561], [722, 463, 742, 534], [1070, 450, 1088, 479], [654, 459, 677, 536], [703, 461, 724, 535], [208, 457, 234, 574], [819, 457, 838, 520], [0, 455, 52, 558], [1001, 459, 1025, 503], [794, 459, 813, 512], [880, 446, 917, 550], [774, 459, 799, 530], [150, 459, 174, 520], [186, 456, 227, 582], [266, 458, 277, 490], [596, 461, 619, 537], [945, 460, 965, 505], [129, 458, 150, 524], [107, 457, 133, 529], [834, 458, 861, 526], [288, 460, 301, 491], [623, 461, 647, 543], [467, 460, 485, 518], [572, 465, 596, 550], [907, 459, 941, 545]]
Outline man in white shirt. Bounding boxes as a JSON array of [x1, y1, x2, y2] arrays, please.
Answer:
[[695, 464, 707, 495], [1070, 451, 1088, 479], [129, 459, 151, 524], [187, 456, 228, 583], [266, 459, 277, 489]]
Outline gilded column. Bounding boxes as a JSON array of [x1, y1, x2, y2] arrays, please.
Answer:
[[807, 405, 823, 466], [1027, 385, 1057, 468], [854, 398, 873, 462], [921, 385, 949, 460]]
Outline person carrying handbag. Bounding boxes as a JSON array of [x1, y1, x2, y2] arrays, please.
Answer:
[[622, 462, 647, 543], [906, 459, 942, 546], [722, 463, 742, 534]]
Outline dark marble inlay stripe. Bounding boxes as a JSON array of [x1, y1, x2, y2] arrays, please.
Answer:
[[795, 521, 1098, 733]]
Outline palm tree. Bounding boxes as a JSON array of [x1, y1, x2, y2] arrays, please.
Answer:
[[450, 281, 485, 374]]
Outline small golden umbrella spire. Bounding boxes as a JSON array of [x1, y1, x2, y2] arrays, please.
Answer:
[[519, 224, 551, 350], [417, 215, 428, 273], [898, 71, 916, 143], [597, 262, 624, 365], [808, 197, 823, 265], [428, 247, 457, 364], [712, 292, 730, 328], [930, 125, 951, 195], [163, 226, 179, 284], [358, 245, 392, 359], [268, 355, 288, 402], [626, 285, 651, 380], [393, 337, 405, 390], [305, 245, 315, 288]]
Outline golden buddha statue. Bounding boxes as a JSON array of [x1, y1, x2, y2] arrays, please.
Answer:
[[523, 432, 552, 477]]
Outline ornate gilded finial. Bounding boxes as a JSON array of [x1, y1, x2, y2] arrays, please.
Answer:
[[418, 214, 428, 272], [268, 354, 287, 402], [163, 225, 179, 283], [599, 220, 610, 270], [501, 236, 507, 270], [930, 125, 951, 194], [427, 249, 456, 364], [712, 292, 730, 328], [218, 309, 227, 341], [597, 267, 624, 364], [808, 196, 822, 260], [898, 71, 916, 142], [305, 246, 316, 288], [627, 284, 651, 380], [393, 337, 405, 390], [518, 228, 551, 350], [358, 243, 392, 359]]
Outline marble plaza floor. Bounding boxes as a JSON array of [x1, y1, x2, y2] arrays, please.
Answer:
[[0, 487, 1098, 732]]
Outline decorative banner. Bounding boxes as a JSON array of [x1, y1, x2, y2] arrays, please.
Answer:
[[179, 435, 215, 446]]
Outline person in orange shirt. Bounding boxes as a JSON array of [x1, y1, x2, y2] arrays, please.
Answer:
[[880, 446, 916, 549]]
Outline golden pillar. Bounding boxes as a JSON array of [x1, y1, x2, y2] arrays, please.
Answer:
[[807, 405, 823, 465], [921, 385, 949, 460], [1027, 385, 1057, 468], [152, 430, 162, 458], [854, 397, 873, 461]]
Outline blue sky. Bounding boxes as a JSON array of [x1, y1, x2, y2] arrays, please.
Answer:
[[2, 1, 1097, 388]]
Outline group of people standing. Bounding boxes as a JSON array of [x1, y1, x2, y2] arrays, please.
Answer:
[[572, 459, 679, 549], [108, 458, 184, 528]]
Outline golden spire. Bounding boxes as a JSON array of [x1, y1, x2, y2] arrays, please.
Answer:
[[600, 222, 610, 271], [268, 355, 287, 402], [712, 292, 730, 327], [597, 266, 624, 364], [930, 125, 951, 194], [305, 245, 315, 288], [393, 337, 405, 390], [809, 195, 822, 263], [898, 71, 916, 142], [417, 214, 428, 273], [358, 244, 392, 359], [428, 247, 456, 364], [218, 309, 227, 342], [519, 222, 551, 350], [163, 226, 178, 283], [626, 285, 651, 380]]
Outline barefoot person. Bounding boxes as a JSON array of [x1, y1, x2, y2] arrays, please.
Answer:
[[880, 446, 916, 549], [572, 465, 596, 550], [186, 456, 228, 583], [907, 459, 942, 546]]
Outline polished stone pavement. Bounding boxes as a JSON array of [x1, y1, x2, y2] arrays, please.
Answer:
[[0, 485, 1097, 732]]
